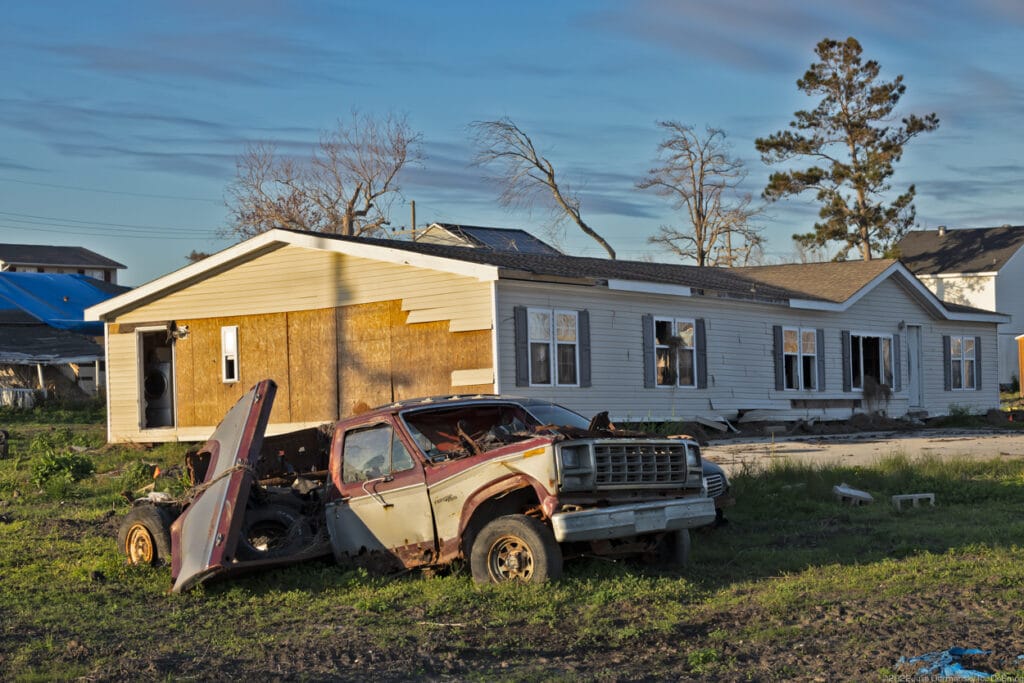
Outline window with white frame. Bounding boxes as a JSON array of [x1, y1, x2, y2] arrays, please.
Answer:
[[783, 327, 818, 390], [850, 333, 893, 389], [221, 326, 239, 383], [949, 335, 976, 390], [528, 309, 578, 386], [654, 317, 696, 387]]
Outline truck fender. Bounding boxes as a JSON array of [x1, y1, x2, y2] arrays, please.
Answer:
[[456, 473, 558, 554]]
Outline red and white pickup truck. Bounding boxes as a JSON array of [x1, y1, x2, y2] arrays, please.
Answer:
[[118, 380, 721, 592]]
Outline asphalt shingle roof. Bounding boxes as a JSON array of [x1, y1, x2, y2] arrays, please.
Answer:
[[896, 226, 1024, 274], [0, 243, 126, 270], [734, 260, 897, 304], [422, 224, 563, 255], [286, 230, 899, 305]]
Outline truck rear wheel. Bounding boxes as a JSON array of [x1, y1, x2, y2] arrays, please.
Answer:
[[235, 504, 311, 560], [470, 514, 562, 584], [118, 505, 174, 566]]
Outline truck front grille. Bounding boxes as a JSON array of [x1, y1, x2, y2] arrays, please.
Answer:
[[704, 472, 727, 498], [593, 443, 690, 487]]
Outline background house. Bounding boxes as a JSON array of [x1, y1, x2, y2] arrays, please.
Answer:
[[86, 229, 1004, 443], [0, 243, 126, 284], [413, 223, 563, 255], [0, 272, 129, 404], [896, 225, 1024, 386]]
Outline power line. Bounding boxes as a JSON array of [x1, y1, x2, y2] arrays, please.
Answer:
[[0, 223, 221, 241], [0, 211, 217, 234], [0, 177, 220, 203]]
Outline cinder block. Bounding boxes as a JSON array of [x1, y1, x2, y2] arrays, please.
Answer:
[[891, 493, 935, 511], [833, 483, 874, 506]]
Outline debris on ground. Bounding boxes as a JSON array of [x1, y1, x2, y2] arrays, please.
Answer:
[[832, 483, 874, 506]]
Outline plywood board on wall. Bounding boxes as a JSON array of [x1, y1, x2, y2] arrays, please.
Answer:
[[336, 299, 493, 417], [287, 308, 338, 420]]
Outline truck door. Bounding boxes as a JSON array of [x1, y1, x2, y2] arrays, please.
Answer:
[[325, 421, 436, 568]]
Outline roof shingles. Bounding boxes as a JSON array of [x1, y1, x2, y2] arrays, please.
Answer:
[[896, 226, 1024, 274]]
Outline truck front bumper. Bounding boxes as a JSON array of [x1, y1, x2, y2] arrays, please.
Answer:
[[549, 497, 716, 543]]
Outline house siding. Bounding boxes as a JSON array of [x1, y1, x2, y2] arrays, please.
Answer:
[[994, 248, 1024, 385], [495, 278, 998, 422], [103, 246, 496, 442]]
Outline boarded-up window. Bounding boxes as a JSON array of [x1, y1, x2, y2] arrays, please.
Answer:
[[221, 325, 239, 383]]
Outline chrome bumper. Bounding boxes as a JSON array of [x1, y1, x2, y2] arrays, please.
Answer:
[[550, 497, 716, 543]]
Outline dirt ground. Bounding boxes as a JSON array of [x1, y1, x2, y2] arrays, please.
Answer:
[[704, 428, 1024, 473]]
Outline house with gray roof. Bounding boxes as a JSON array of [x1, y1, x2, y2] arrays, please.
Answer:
[[0, 243, 126, 284], [414, 223, 563, 255], [896, 225, 1024, 385], [86, 228, 1004, 443]]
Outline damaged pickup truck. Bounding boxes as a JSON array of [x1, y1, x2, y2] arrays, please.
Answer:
[[119, 380, 719, 592]]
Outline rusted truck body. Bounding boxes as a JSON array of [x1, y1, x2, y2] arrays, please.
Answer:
[[123, 380, 717, 591]]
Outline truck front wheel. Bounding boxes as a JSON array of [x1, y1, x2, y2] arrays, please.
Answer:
[[470, 515, 562, 584]]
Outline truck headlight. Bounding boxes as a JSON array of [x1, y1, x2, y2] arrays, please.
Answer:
[[687, 446, 700, 468], [557, 443, 594, 492]]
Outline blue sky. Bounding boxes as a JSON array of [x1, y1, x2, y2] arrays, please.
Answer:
[[2, 1, 1023, 285]]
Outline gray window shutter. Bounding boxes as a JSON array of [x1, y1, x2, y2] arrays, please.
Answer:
[[578, 310, 591, 388], [642, 314, 655, 388], [696, 318, 708, 389], [772, 325, 784, 391], [942, 335, 950, 389], [975, 336, 982, 390], [942, 335, 952, 391], [514, 306, 529, 387], [816, 328, 826, 392], [841, 330, 852, 392], [893, 334, 902, 392]]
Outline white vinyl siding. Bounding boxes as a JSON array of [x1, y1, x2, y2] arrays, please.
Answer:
[[494, 278, 999, 421]]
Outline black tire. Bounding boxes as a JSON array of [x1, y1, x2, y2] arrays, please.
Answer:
[[118, 505, 174, 566], [469, 514, 562, 584], [235, 504, 312, 561], [656, 529, 691, 567]]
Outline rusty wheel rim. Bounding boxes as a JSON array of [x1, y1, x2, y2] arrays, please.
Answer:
[[125, 523, 155, 565], [488, 534, 534, 581]]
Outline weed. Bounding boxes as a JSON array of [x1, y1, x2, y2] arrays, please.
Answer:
[[688, 646, 721, 673], [29, 451, 95, 490]]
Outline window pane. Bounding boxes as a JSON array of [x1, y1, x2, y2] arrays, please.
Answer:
[[784, 355, 799, 389], [528, 311, 551, 341], [555, 313, 577, 342], [678, 349, 695, 386], [391, 435, 415, 473], [530, 342, 550, 384], [965, 359, 976, 389], [882, 338, 893, 386], [343, 426, 391, 483], [676, 321, 694, 348], [655, 320, 672, 345], [952, 360, 963, 389], [557, 343, 577, 384], [951, 336, 962, 356], [802, 330, 816, 353], [802, 355, 816, 390], [964, 337, 975, 359], [656, 348, 675, 385], [784, 329, 798, 354]]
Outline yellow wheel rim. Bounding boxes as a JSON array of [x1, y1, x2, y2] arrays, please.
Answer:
[[125, 523, 155, 565]]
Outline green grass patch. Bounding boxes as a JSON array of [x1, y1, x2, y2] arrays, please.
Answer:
[[3, 407, 1024, 679]]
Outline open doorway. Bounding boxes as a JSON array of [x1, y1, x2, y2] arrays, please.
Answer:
[[139, 330, 175, 428]]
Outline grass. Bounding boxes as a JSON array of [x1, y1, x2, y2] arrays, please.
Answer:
[[3, 408, 1024, 679]]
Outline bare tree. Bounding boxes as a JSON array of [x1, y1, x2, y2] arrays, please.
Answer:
[[638, 122, 763, 267], [225, 112, 422, 239], [471, 117, 616, 259]]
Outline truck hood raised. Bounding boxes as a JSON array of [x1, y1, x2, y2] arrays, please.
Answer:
[[170, 380, 276, 593]]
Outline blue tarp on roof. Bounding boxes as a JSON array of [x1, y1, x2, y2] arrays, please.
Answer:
[[0, 272, 128, 335]]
